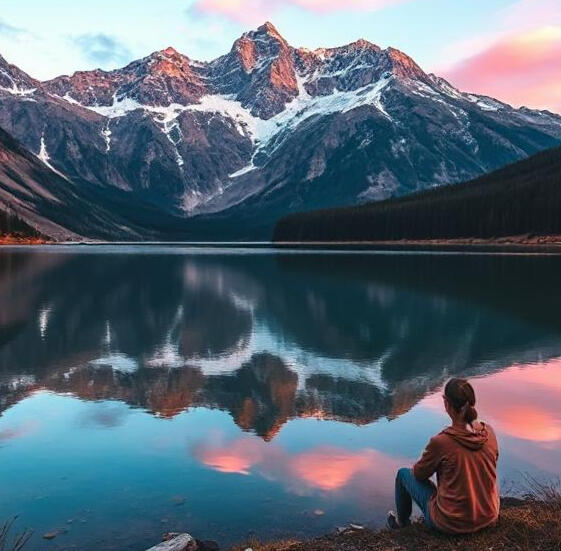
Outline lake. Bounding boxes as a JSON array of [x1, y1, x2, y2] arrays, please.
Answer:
[[1, 246, 561, 550]]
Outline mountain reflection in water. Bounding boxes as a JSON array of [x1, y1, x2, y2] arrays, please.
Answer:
[[2, 249, 561, 430], [1, 247, 561, 550]]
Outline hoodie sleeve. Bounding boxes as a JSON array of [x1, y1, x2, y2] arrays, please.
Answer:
[[413, 436, 442, 480]]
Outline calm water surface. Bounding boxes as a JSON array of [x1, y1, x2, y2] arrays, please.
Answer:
[[1, 246, 561, 550]]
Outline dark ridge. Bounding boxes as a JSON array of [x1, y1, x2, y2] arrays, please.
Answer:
[[272, 144, 561, 242]]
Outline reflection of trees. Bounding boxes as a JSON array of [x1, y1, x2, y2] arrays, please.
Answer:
[[178, 288, 252, 360], [270, 253, 561, 379], [2, 249, 561, 438], [0, 251, 253, 379], [0, 252, 184, 376]]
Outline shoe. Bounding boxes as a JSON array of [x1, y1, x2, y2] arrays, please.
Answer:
[[386, 511, 400, 530]]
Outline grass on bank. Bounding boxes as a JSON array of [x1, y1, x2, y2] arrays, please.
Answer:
[[0, 519, 31, 551], [230, 482, 561, 551]]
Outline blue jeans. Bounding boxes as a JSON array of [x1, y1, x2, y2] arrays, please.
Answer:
[[395, 468, 436, 528]]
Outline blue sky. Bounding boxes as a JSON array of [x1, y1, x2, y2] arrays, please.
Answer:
[[1, 0, 560, 111]]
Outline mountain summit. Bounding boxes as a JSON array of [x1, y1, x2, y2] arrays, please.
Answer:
[[1, 23, 561, 240]]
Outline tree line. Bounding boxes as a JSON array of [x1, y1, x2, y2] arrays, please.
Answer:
[[0, 206, 42, 238], [273, 144, 561, 242]]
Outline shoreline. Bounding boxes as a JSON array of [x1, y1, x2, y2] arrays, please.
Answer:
[[2, 233, 561, 254], [0, 236, 51, 245], [272, 234, 561, 253], [139, 496, 561, 551], [2, 234, 561, 254], [226, 496, 560, 551], [4, 487, 559, 551]]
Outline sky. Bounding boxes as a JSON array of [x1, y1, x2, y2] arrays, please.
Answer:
[[0, 0, 560, 113]]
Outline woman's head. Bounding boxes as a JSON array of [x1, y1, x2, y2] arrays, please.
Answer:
[[443, 378, 478, 424]]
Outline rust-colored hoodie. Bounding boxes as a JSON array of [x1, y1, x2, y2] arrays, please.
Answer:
[[413, 422, 499, 534]]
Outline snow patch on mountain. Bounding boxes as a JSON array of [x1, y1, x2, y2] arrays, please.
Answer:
[[229, 162, 257, 179], [102, 123, 112, 152], [37, 134, 67, 180], [188, 94, 259, 139], [87, 95, 145, 118], [58, 74, 392, 145], [0, 68, 36, 99], [423, 77, 503, 113], [62, 93, 82, 105]]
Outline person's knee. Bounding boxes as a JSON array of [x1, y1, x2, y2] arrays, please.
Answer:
[[397, 467, 411, 481]]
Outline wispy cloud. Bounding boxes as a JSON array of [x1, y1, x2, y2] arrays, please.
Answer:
[[503, 0, 561, 30], [190, 0, 410, 25], [0, 18, 23, 37], [72, 33, 132, 66], [0, 18, 34, 41], [442, 26, 561, 113]]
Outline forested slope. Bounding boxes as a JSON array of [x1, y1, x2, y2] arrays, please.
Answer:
[[0, 207, 43, 239], [273, 145, 561, 242]]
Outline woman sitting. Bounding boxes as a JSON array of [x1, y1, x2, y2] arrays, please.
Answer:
[[388, 377, 499, 534]]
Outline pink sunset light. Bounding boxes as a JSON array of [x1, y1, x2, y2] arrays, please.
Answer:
[[192, 0, 408, 24], [443, 27, 561, 113]]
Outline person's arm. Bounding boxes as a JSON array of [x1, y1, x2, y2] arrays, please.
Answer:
[[413, 436, 441, 481]]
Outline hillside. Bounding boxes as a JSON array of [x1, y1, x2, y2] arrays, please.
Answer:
[[0, 206, 45, 241], [273, 144, 561, 243], [0, 126, 184, 241]]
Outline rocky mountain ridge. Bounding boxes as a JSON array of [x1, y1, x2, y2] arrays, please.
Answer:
[[1, 22, 561, 239]]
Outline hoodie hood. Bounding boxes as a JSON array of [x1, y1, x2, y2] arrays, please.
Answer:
[[443, 422, 489, 450]]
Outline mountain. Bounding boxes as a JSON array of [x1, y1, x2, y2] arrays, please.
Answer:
[[0, 126, 183, 240], [273, 144, 561, 242], [2, 22, 561, 239]]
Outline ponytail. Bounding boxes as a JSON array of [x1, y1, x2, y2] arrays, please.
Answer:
[[445, 378, 478, 424]]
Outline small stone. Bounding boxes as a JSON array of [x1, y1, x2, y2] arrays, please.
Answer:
[[67, 519, 74, 524], [349, 523, 364, 530], [171, 495, 186, 506], [43, 531, 58, 540], [313, 509, 325, 516]]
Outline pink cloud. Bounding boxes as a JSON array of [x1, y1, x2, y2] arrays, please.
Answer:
[[193, 436, 405, 497], [288, 446, 400, 491], [291, 0, 405, 12], [442, 26, 561, 113], [420, 358, 561, 443], [193, 437, 266, 474], [192, 0, 409, 25]]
